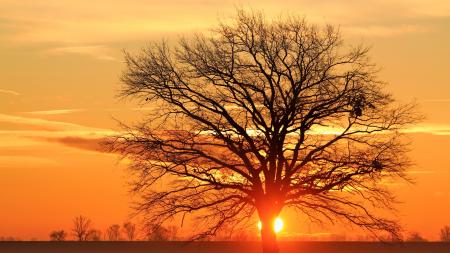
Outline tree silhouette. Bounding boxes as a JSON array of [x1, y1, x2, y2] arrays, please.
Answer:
[[111, 9, 419, 253], [166, 225, 178, 241], [72, 215, 91, 241], [86, 229, 102, 241], [106, 224, 121, 241], [49, 230, 67, 241], [441, 226, 450, 242], [123, 222, 137, 241], [407, 232, 426, 242], [144, 223, 177, 241]]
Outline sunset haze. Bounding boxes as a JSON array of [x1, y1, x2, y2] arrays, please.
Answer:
[[1, 0, 450, 241]]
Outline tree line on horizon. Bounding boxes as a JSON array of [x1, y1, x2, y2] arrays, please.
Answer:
[[46, 223, 450, 242], [48, 215, 178, 242], [48, 218, 450, 242], [1, 216, 450, 242]]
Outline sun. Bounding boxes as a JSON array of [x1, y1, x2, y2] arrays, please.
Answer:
[[274, 217, 283, 233], [257, 217, 284, 233]]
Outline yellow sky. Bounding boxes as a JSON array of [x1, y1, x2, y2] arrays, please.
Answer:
[[1, 0, 450, 240]]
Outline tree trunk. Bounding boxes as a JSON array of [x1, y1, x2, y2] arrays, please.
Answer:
[[260, 214, 279, 253]]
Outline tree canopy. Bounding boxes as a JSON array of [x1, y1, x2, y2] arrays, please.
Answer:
[[111, 9, 419, 253]]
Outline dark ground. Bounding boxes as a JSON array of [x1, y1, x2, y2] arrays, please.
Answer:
[[0, 241, 450, 253]]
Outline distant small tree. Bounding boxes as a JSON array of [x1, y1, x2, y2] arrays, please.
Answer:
[[440, 226, 450, 242], [145, 224, 170, 241], [407, 232, 426, 242], [123, 222, 136, 241], [49, 230, 67, 241], [374, 232, 404, 242], [106, 224, 121, 241], [233, 231, 253, 241], [86, 229, 102, 241], [0, 236, 19, 241], [72, 215, 91, 241], [166, 225, 178, 241]]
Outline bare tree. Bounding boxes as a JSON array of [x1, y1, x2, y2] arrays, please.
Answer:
[[123, 222, 137, 241], [106, 224, 121, 241], [0, 236, 20, 241], [111, 9, 419, 253], [378, 233, 403, 242], [49, 230, 67, 241], [166, 225, 178, 241], [440, 226, 450, 242], [86, 229, 102, 241], [72, 215, 91, 241], [407, 232, 426, 242], [145, 224, 168, 241]]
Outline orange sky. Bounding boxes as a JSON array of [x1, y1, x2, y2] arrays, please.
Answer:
[[1, 0, 450, 241]]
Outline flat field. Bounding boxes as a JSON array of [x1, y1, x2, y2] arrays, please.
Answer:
[[0, 241, 449, 253]]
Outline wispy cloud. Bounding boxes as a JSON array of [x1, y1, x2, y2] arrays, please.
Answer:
[[2, 0, 449, 47], [404, 124, 450, 135], [45, 45, 117, 61], [24, 109, 84, 115], [0, 89, 20, 96], [33, 136, 108, 153], [0, 113, 116, 155], [0, 113, 111, 133], [422, 98, 450, 103], [345, 25, 427, 37]]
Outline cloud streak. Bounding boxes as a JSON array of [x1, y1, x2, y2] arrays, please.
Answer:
[[45, 45, 117, 61], [1, 0, 449, 47], [0, 89, 20, 96], [2, 110, 450, 160], [33, 136, 108, 153], [0, 113, 103, 132], [404, 124, 450, 136], [422, 98, 450, 103], [345, 25, 428, 37], [0, 113, 116, 156], [24, 109, 84, 115]]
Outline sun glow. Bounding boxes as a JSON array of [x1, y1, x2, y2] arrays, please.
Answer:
[[257, 217, 284, 233]]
